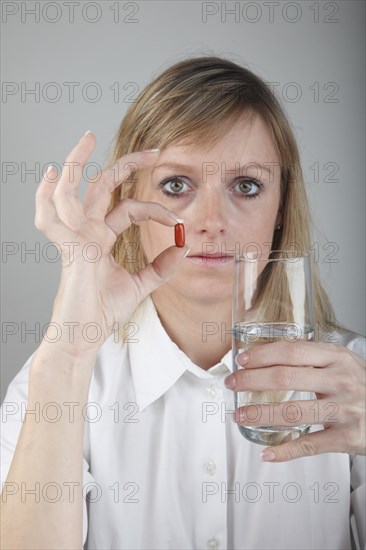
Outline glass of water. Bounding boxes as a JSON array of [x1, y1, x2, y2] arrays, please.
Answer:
[[232, 250, 315, 446]]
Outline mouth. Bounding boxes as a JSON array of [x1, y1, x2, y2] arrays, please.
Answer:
[[186, 253, 234, 266]]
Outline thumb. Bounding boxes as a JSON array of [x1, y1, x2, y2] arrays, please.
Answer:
[[132, 245, 190, 300]]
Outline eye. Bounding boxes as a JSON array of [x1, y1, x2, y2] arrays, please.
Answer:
[[233, 177, 263, 199], [159, 176, 191, 197]]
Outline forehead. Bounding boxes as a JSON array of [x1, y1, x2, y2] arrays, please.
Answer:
[[158, 114, 279, 167]]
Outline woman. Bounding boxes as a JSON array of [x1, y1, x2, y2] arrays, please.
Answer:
[[1, 57, 365, 549]]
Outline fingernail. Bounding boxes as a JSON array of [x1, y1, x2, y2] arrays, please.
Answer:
[[224, 375, 235, 389], [183, 247, 191, 258], [142, 148, 160, 153], [45, 165, 54, 176], [168, 213, 184, 223], [81, 130, 93, 140], [238, 352, 249, 365], [260, 450, 276, 462]]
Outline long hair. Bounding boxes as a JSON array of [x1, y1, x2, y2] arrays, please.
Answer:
[[105, 56, 339, 336]]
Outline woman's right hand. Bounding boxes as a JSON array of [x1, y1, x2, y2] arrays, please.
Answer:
[[34, 131, 188, 360]]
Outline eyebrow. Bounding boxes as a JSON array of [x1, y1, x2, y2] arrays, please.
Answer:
[[153, 162, 276, 175], [153, 163, 193, 172]]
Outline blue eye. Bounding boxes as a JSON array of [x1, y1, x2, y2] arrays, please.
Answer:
[[158, 175, 263, 200], [233, 178, 263, 199], [159, 177, 190, 198]]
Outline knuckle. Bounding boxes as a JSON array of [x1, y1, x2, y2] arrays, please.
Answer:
[[298, 438, 318, 457], [34, 215, 46, 232], [283, 445, 298, 460], [52, 185, 64, 198], [120, 161, 139, 180], [290, 342, 307, 363], [347, 374, 360, 395], [64, 153, 76, 166], [251, 346, 265, 364], [239, 368, 253, 388], [340, 347, 357, 366], [338, 425, 359, 453], [327, 342, 341, 353], [334, 373, 359, 395], [104, 177, 116, 193], [63, 157, 72, 170], [119, 197, 133, 209], [273, 366, 293, 389], [35, 184, 44, 198], [345, 404, 363, 426], [101, 169, 116, 191]]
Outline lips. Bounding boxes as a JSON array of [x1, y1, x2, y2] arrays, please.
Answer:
[[188, 253, 234, 259], [188, 254, 233, 259], [186, 253, 234, 266]]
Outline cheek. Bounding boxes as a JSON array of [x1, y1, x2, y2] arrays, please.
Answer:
[[231, 202, 278, 235]]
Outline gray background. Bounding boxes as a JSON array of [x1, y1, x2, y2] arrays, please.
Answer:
[[1, 0, 365, 401]]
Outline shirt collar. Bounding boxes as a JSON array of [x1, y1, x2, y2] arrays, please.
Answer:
[[128, 296, 233, 411]]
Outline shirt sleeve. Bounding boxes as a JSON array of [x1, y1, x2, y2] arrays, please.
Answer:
[[350, 455, 366, 550], [346, 334, 366, 550], [0, 353, 94, 546]]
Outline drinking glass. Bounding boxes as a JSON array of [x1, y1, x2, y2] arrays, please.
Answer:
[[232, 250, 315, 446]]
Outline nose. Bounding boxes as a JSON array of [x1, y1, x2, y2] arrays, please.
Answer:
[[194, 188, 227, 238]]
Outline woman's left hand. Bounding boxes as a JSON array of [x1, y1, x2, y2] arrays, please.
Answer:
[[224, 341, 366, 462]]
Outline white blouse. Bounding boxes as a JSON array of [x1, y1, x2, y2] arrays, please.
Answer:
[[1, 296, 365, 550]]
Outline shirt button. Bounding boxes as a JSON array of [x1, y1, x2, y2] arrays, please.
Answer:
[[206, 385, 218, 399], [207, 538, 220, 549], [204, 459, 217, 476]]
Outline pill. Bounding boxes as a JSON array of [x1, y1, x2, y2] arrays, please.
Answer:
[[174, 223, 185, 247]]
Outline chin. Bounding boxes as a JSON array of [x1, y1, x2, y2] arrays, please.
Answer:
[[168, 277, 232, 304]]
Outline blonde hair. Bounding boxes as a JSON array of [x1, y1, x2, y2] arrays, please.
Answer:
[[106, 56, 339, 337]]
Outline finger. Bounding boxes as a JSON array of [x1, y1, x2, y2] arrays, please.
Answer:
[[105, 198, 183, 236], [52, 131, 96, 229], [35, 166, 75, 244], [226, 365, 333, 394], [35, 166, 58, 224], [35, 166, 72, 242], [83, 149, 161, 220], [130, 245, 190, 301], [258, 427, 341, 462], [236, 340, 350, 369], [57, 131, 96, 193], [234, 399, 341, 428]]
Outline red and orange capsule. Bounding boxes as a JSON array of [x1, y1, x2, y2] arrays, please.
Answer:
[[174, 223, 185, 247]]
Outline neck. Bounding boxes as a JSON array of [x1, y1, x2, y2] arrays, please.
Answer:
[[151, 286, 232, 370]]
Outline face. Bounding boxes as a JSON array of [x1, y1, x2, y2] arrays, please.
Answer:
[[136, 114, 282, 305]]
